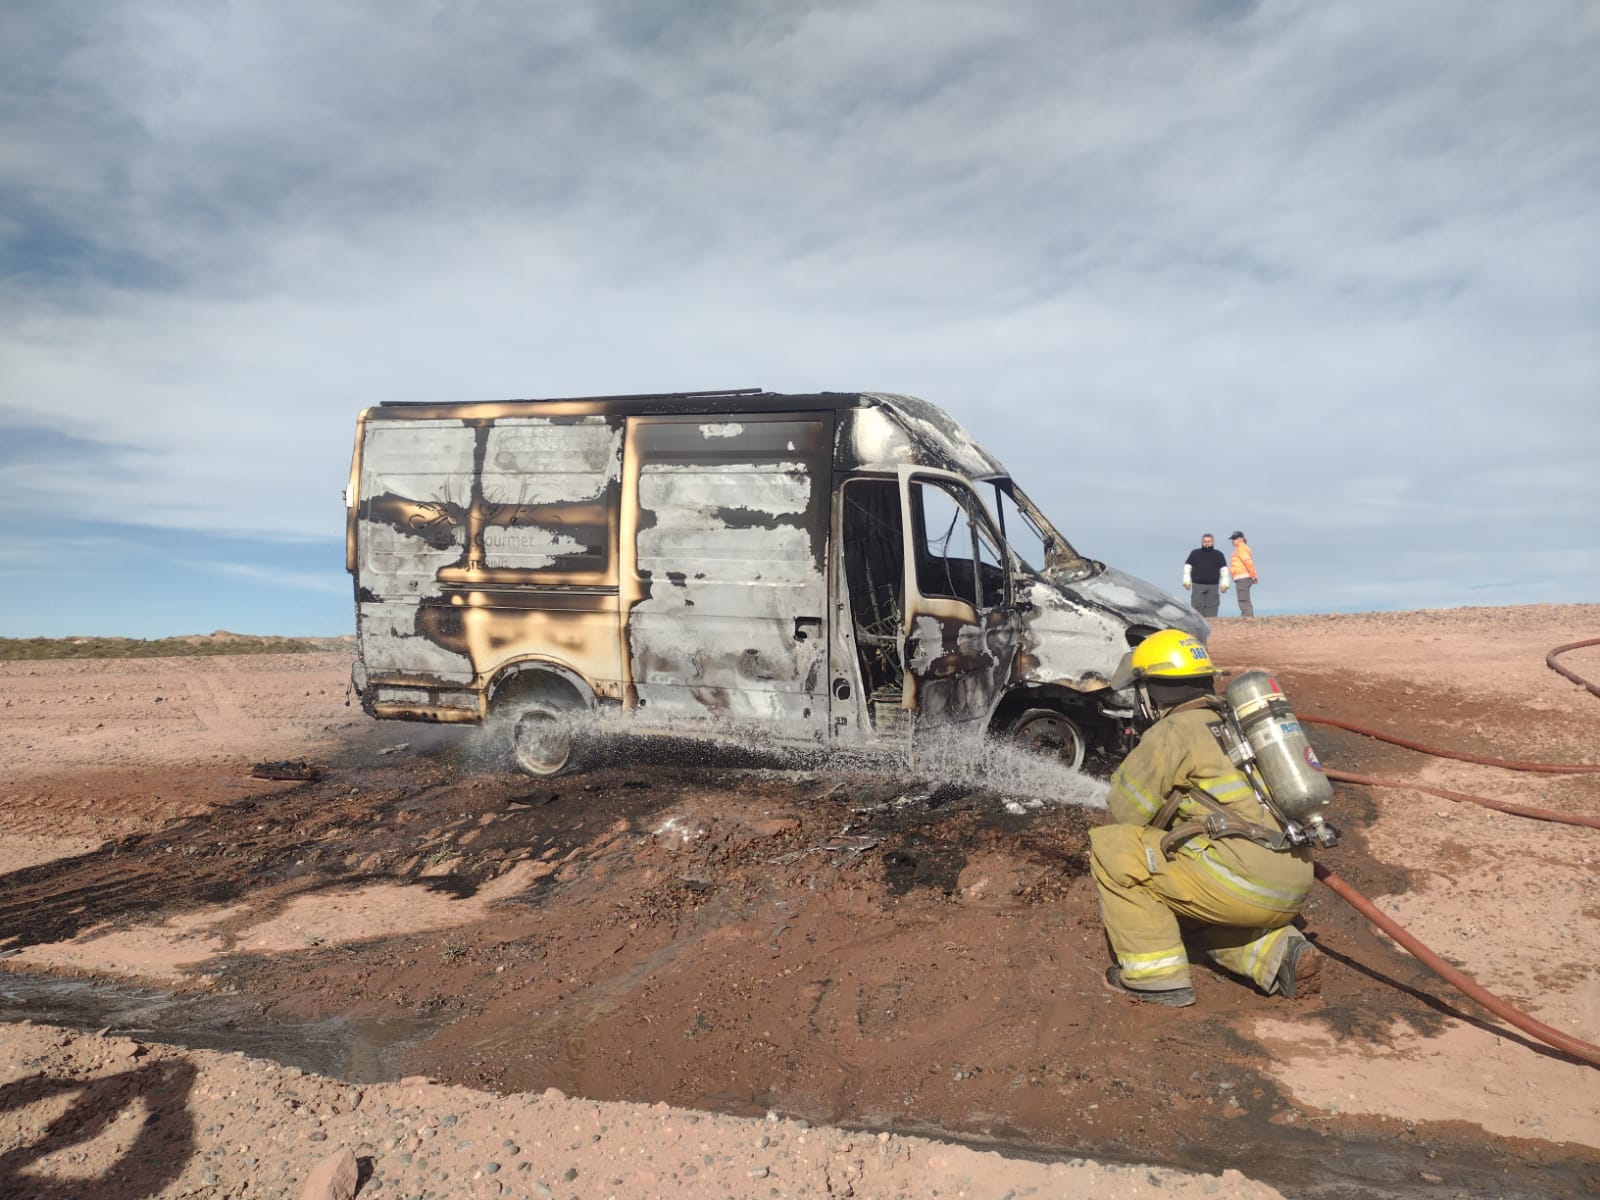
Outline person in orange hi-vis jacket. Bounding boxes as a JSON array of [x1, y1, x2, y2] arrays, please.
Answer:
[[1228, 532, 1258, 618]]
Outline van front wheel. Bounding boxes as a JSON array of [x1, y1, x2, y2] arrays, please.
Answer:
[[511, 704, 579, 776], [1006, 707, 1088, 773]]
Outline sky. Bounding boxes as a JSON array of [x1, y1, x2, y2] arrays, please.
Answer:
[[3, 1, 1597, 639]]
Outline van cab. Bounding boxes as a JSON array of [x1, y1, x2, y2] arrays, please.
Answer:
[[345, 388, 1205, 774]]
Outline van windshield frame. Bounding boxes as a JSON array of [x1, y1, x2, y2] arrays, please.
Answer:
[[984, 478, 1094, 583]]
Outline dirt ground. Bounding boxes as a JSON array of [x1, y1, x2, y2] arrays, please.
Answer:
[[2, 605, 1598, 1200]]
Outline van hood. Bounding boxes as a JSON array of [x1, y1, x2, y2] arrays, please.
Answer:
[[1012, 564, 1209, 696], [1054, 562, 1209, 642]]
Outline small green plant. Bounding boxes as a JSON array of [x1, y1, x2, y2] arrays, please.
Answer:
[[441, 941, 467, 961], [304, 933, 326, 947]]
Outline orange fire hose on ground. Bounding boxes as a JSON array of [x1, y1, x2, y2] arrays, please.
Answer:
[[1313, 863, 1600, 1068], [1321, 767, 1600, 830], [1235, 639, 1600, 1066], [1547, 636, 1600, 700], [1303, 714, 1600, 775]]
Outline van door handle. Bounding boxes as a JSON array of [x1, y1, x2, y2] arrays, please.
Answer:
[[793, 616, 822, 642]]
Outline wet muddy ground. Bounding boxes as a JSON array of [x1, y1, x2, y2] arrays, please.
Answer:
[[3, 608, 1599, 1199]]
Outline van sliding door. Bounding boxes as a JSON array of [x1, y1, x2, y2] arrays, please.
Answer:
[[621, 413, 833, 740]]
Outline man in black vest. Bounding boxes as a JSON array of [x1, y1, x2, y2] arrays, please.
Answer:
[[1182, 533, 1229, 618]]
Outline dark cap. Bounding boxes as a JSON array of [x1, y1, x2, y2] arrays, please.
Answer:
[[1229, 531, 1245, 540]]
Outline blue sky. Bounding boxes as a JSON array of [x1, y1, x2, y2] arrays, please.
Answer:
[[3, 1, 1597, 638]]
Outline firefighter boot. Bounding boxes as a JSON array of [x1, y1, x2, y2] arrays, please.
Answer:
[[1275, 935, 1322, 999], [1103, 967, 1196, 1007]]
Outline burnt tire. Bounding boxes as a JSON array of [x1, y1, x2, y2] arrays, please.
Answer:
[[1006, 706, 1089, 773], [510, 703, 583, 776]]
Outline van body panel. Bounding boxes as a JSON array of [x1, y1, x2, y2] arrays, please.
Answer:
[[619, 413, 832, 736], [1009, 579, 1133, 696], [1054, 564, 1206, 645], [1008, 566, 1208, 699], [351, 409, 627, 721], [853, 393, 1007, 477]]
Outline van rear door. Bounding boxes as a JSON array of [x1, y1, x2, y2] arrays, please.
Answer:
[[620, 412, 833, 739]]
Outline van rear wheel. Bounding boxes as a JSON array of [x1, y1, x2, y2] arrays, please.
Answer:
[[511, 704, 579, 776], [1007, 707, 1088, 773]]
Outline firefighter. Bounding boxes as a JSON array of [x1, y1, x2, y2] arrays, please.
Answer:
[[1091, 629, 1320, 1006]]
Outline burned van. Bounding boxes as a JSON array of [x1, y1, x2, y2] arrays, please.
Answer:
[[344, 388, 1204, 775]]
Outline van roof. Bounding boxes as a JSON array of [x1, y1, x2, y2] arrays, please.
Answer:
[[372, 388, 865, 417], [364, 389, 1009, 479]]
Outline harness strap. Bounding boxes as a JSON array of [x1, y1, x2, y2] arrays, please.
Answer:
[[1156, 784, 1288, 858], [1149, 789, 1188, 833]]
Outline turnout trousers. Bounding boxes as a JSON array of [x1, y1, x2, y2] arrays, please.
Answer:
[[1089, 824, 1302, 993]]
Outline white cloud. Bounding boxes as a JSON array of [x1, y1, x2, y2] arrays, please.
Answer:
[[183, 560, 350, 594], [2, 0, 1596, 633]]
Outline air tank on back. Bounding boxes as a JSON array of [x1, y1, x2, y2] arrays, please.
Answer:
[[1223, 670, 1333, 825]]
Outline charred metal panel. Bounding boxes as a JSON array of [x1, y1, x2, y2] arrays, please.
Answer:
[[365, 390, 857, 423], [370, 684, 481, 723], [839, 406, 917, 472], [358, 600, 477, 680], [356, 416, 619, 589], [1009, 578, 1126, 694], [1010, 567, 1206, 697], [843, 394, 1008, 478], [1057, 563, 1207, 641], [472, 418, 620, 578], [354, 422, 477, 692], [425, 590, 623, 704], [622, 415, 832, 735], [637, 473, 815, 572], [357, 422, 475, 598], [905, 607, 1024, 729], [351, 415, 625, 719]]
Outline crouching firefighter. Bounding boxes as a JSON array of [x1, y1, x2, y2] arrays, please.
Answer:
[[1091, 629, 1337, 1007]]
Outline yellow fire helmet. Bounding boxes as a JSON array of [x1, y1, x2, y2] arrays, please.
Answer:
[[1110, 629, 1214, 688]]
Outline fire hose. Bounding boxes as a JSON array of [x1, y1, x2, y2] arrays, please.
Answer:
[[1304, 714, 1600, 775], [1234, 641, 1600, 1066], [1313, 863, 1600, 1067], [1302, 712, 1600, 830], [1318, 768, 1600, 830], [1548, 636, 1600, 700]]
